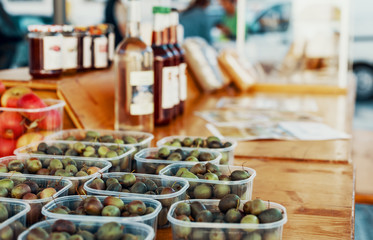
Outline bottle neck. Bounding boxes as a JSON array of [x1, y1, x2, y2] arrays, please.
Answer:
[[126, 21, 141, 38], [126, 0, 141, 38], [152, 13, 163, 46], [169, 25, 177, 45]]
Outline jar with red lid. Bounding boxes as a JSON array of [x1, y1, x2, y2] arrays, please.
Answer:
[[28, 25, 63, 78], [61, 25, 78, 74], [89, 26, 108, 69], [75, 26, 92, 71]]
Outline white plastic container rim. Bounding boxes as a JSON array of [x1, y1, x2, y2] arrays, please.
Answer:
[[134, 147, 222, 165], [84, 172, 190, 200], [13, 140, 136, 162], [0, 198, 31, 230], [159, 163, 256, 185], [0, 99, 65, 112], [0, 155, 112, 181], [167, 199, 288, 230], [46, 129, 154, 148], [17, 218, 155, 240], [156, 135, 238, 153], [42, 195, 162, 223], [0, 173, 72, 204]]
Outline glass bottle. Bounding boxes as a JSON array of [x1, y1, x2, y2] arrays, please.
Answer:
[[90, 26, 109, 70], [171, 9, 187, 114], [152, 7, 173, 125], [61, 25, 78, 74], [114, 0, 154, 132], [163, 7, 180, 118]]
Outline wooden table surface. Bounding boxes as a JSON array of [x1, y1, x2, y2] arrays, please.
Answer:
[[0, 67, 355, 239]]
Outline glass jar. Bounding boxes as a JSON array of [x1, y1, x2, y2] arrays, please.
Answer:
[[90, 26, 108, 69], [97, 23, 115, 67], [75, 26, 92, 71], [61, 25, 78, 74], [28, 25, 63, 78]]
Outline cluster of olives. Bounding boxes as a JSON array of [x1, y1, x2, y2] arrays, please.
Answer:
[[161, 136, 233, 165], [168, 162, 250, 199], [173, 195, 284, 240], [141, 147, 215, 174], [0, 157, 103, 195], [0, 203, 26, 240], [63, 130, 144, 145], [50, 196, 155, 218], [88, 173, 184, 228], [26, 219, 142, 240], [30, 142, 131, 172]]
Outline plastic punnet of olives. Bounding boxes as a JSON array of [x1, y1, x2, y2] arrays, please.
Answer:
[[42, 195, 162, 231], [15, 141, 135, 172], [168, 196, 287, 240], [84, 173, 189, 228], [134, 147, 222, 174], [0, 156, 111, 195], [0, 200, 30, 240], [18, 219, 155, 240], [159, 162, 256, 200], [158, 136, 237, 165]]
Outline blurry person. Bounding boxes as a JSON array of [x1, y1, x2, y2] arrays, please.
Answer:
[[216, 0, 242, 40], [104, 0, 127, 46], [179, 0, 212, 43]]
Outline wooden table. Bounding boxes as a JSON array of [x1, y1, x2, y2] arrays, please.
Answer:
[[0, 67, 355, 239]]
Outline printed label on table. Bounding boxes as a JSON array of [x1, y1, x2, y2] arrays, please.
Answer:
[[130, 71, 154, 115], [162, 67, 175, 109], [43, 36, 62, 70], [62, 36, 78, 70], [93, 37, 108, 68], [83, 36, 92, 68], [179, 63, 187, 101]]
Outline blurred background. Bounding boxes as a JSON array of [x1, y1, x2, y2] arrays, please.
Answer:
[[0, 1, 372, 238]]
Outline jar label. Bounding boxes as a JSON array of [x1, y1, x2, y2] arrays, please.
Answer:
[[171, 66, 180, 106], [179, 63, 187, 101], [93, 37, 108, 68], [108, 32, 115, 61], [62, 36, 78, 70], [130, 71, 154, 115], [162, 66, 174, 109], [43, 36, 62, 70], [83, 36, 92, 68]]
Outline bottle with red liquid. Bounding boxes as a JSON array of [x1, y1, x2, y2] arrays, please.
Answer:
[[152, 6, 174, 125], [163, 7, 180, 118], [170, 9, 187, 114]]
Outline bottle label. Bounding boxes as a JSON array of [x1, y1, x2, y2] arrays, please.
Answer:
[[179, 63, 187, 101], [62, 36, 78, 70], [93, 37, 108, 68], [108, 32, 115, 61], [130, 71, 154, 115], [171, 66, 180, 106], [83, 36, 92, 68], [162, 67, 174, 109], [43, 36, 62, 70]]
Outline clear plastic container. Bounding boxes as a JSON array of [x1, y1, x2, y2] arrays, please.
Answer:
[[42, 195, 161, 233], [0, 155, 111, 195], [0, 173, 72, 226], [156, 136, 237, 165], [0, 199, 30, 240], [14, 140, 135, 172], [18, 218, 155, 240], [84, 172, 189, 228], [0, 99, 65, 158], [168, 199, 288, 240], [159, 163, 256, 200], [133, 147, 222, 174]]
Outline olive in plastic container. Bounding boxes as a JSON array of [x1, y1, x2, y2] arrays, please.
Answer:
[[14, 140, 135, 172], [42, 195, 161, 234], [159, 163, 256, 200], [0, 199, 30, 240], [0, 155, 111, 195], [168, 199, 287, 240], [0, 173, 72, 226], [83, 172, 189, 228], [133, 147, 222, 174], [156, 135, 237, 165], [18, 218, 155, 240]]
